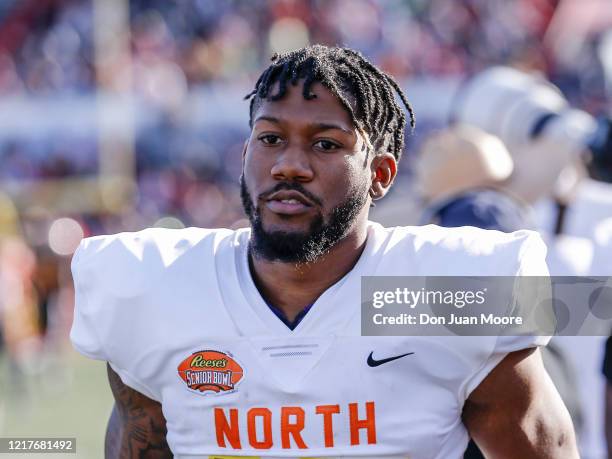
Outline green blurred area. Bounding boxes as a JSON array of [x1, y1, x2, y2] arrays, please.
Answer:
[[0, 349, 112, 458]]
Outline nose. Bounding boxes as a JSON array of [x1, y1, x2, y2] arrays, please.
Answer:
[[270, 145, 314, 182]]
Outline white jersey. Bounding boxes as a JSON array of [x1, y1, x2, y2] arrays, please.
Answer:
[[70, 222, 549, 459]]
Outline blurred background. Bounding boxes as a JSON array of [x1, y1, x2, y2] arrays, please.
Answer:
[[0, 0, 611, 457]]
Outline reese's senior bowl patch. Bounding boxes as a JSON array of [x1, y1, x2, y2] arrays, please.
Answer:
[[178, 350, 244, 395]]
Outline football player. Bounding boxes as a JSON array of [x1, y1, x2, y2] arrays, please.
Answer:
[[71, 45, 578, 458]]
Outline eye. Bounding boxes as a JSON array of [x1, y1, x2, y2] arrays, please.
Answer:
[[258, 134, 283, 145], [313, 139, 341, 151]]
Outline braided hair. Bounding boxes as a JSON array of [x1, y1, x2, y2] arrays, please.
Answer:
[[245, 44, 415, 161]]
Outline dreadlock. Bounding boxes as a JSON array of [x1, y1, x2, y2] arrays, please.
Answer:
[[245, 44, 415, 161]]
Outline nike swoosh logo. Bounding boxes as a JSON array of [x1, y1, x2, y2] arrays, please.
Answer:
[[367, 351, 415, 367]]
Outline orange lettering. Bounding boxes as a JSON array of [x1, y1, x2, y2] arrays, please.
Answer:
[[349, 401, 376, 445], [315, 404, 340, 448], [280, 406, 307, 449], [214, 408, 242, 449], [247, 408, 273, 449]]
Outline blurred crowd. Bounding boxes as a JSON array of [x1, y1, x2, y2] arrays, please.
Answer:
[[2, 0, 609, 93], [1, 0, 612, 457], [1, 0, 610, 179]]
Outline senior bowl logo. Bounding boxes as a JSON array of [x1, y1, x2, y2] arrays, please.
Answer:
[[177, 350, 244, 395]]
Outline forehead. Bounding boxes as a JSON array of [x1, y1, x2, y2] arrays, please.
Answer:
[[251, 81, 356, 130]]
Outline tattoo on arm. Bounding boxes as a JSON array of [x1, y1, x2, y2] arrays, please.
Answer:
[[106, 364, 172, 459]]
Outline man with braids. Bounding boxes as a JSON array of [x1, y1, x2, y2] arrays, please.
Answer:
[[70, 45, 578, 458]]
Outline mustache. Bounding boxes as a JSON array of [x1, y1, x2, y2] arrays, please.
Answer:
[[258, 182, 323, 207]]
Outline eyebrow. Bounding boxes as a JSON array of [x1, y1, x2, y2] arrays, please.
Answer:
[[253, 116, 353, 135]]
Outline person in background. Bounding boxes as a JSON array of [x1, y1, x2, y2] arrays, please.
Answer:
[[414, 124, 585, 459]]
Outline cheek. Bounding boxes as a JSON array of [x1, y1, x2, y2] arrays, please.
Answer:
[[343, 156, 371, 192], [319, 157, 369, 200], [243, 147, 269, 183]]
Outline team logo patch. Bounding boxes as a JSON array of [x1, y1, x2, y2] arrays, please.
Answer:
[[178, 350, 244, 395]]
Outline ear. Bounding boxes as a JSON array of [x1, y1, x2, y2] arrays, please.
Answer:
[[370, 153, 397, 200]]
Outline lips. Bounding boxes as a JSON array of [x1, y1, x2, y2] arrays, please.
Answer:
[[265, 190, 314, 215]]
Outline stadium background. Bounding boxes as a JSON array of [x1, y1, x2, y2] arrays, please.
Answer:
[[0, 0, 611, 457]]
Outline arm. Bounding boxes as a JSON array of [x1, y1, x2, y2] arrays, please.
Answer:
[[106, 364, 172, 459], [462, 347, 579, 459]]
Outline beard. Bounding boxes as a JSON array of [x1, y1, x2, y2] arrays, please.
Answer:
[[240, 176, 369, 263]]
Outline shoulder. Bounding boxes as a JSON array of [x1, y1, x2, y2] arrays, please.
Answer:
[[69, 226, 242, 397], [70, 226, 242, 328], [370, 222, 547, 276], [74, 226, 236, 268], [72, 227, 237, 289], [429, 189, 530, 232]]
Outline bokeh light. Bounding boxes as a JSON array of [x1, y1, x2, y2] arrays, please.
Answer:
[[268, 17, 309, 55], [47, 217, 84, 256], [153, 216, 185, 229]]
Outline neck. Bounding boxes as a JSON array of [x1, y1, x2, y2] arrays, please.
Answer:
[[248, 222, 369, 323]]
